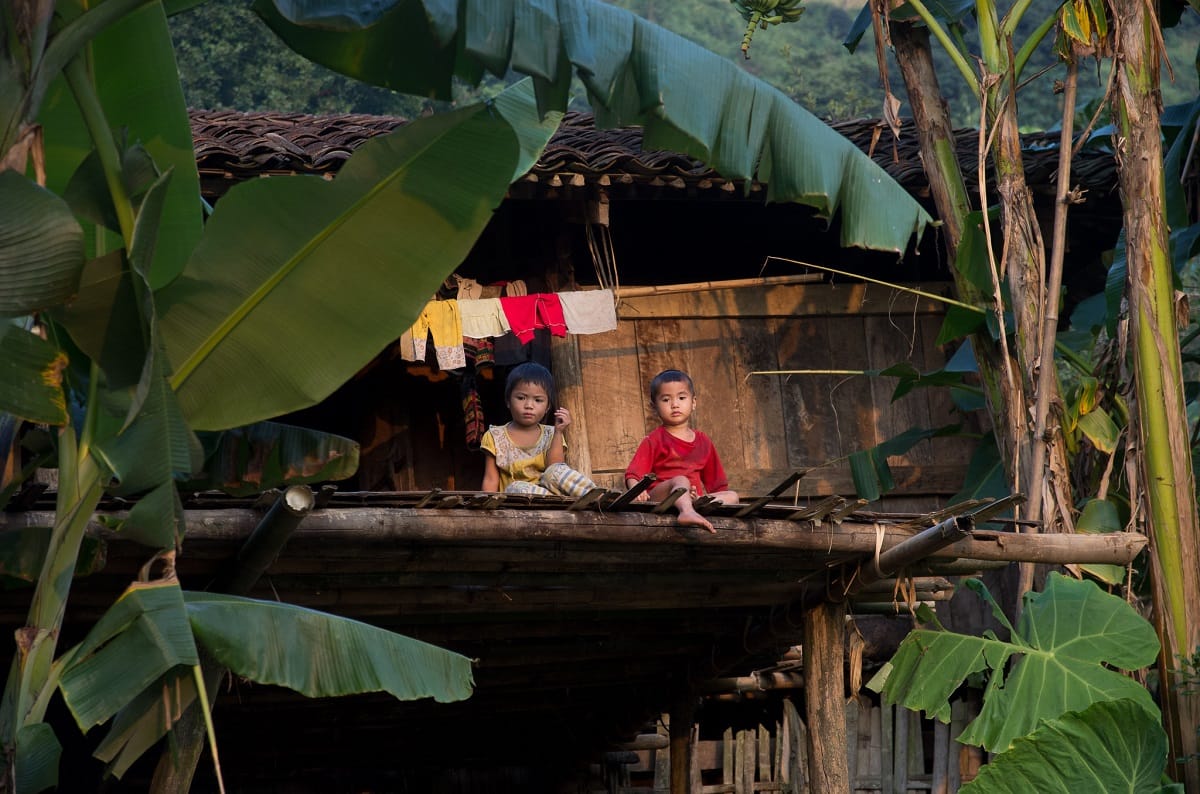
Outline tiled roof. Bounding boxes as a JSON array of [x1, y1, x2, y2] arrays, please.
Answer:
[[190, 108, 1120, 201]]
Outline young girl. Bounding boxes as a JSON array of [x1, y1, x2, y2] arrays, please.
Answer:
[[481, 363, 599, 497], [625, 369, 739, 532]]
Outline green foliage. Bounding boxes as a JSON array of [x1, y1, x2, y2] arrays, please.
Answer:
[[959, 699, 1173, 793], [869, 573, 1160, 753], [167, 0, 437, 116], [158, 83, 561, 430], [183, 421, 360, 496], [184, 592, 475, 702], [849, 424, 959, 500], [255, 0, 933, 253]]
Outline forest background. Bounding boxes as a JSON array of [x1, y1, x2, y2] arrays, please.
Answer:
[[171, 0, 1199, 129]]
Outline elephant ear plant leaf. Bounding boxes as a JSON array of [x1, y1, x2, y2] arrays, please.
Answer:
[[869, 573, 1160, 753], [959, 699, 1175, 794]]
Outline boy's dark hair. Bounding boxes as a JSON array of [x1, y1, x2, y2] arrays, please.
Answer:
[[649, 369, 695, 400], [505, 362, 556, 402]]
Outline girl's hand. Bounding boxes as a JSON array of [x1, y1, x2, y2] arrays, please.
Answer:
[[553, 407, 572, 430]]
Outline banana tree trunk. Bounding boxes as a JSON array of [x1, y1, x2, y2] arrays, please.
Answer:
[[1113, 0, 1200, 783], [0, 427, 105, 788], [889, 19, 1074, 584]]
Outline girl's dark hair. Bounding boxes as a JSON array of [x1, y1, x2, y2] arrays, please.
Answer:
[[505, 362, 556, 402], [649, 369, 695, 400]]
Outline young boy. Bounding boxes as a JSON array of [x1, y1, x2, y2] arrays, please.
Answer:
[[625, 369, 738, 532]]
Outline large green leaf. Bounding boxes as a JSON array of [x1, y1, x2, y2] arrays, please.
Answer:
[[0, 527, 106, 585], [184, 421, 360, 496], [256, 0, 933, 253], [959, 700, 1169, 793], [158, 79, 560, 431], [52, 251, 145, 389], [58, 579, 200, 731], [870, 574, 1160, 753], [93, 667, 196, 778], [120, 479, 187, 549], [14, 722, 61, 794], [0, 322, 69, 426], [91, 348, 202, 496], [0, 170, 85, 317], [38, 1, 202, 289], [184, 592, 474, 703]]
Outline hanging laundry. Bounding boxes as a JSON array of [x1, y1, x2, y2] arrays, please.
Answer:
[[395, 328, 421, 362], [409, 301, 466, 370], [463, 336, 495, 374], [462, 375, 485, 450], [455, 275, 483, 300], [494, 328, 552, 367], [459, 297, 511, 338], [504, 279, 528, 297], [499, 293, 567, 344], [558, 289, 618, 335]]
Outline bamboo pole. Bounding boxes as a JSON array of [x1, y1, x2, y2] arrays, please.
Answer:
[[844, 516, 973, 594], [616, 273, 822, 298]]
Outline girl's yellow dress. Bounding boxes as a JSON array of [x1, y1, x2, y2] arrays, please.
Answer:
[[480, 424, 555, 491], [480, 424, 597, 496]]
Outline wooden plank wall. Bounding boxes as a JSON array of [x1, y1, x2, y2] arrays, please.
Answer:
[[601, 696, 984, 793], [577, 282, 973, 508]]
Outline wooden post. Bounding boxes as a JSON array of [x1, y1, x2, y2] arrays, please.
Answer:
[[804, 599, 849, 793], [669, 691, 696, 794], [549, 334, 593, 476]]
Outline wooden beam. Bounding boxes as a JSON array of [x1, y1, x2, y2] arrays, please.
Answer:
[[805, 600, 849, 793], [549, 333, 593, 476], [669, 690, 696, 794], [28, 507, 1145, 565]]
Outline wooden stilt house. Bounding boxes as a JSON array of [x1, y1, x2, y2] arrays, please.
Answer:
[[0, 111, 1140, 792]]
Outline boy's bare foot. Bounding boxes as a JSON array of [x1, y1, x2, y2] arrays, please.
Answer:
[[677, 509, 715, 533]]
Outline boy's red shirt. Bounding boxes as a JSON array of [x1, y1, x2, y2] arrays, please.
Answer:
[[625, 426, 729, 496]]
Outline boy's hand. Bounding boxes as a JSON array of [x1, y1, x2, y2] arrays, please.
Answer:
[[553, 407, 572, 430], [632, 492, 650, 503]]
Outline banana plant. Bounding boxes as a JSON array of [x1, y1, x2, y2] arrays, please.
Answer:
[[0, 4, 554, 788], [728, 0, 807, 58]]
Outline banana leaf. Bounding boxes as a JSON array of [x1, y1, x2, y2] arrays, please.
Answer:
[[58, 579, 200, 731], [0, 527, 106, 585], [158, 79, 560, 431], [0, 322, 69, 426], [92, 667, 196, 779], [869, 573, 1160, 754], [183, 421, 360, 497], [255, 0, 933, 254], [0, 170, 85, 317], [185, 592, 474, 703], [37, 0, 202, 289]]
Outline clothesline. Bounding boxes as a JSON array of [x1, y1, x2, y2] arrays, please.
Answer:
[[398, 289, 618, 370]]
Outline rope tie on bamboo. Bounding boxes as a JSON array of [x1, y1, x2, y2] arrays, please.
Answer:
[[872, 523, 887, 580]]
